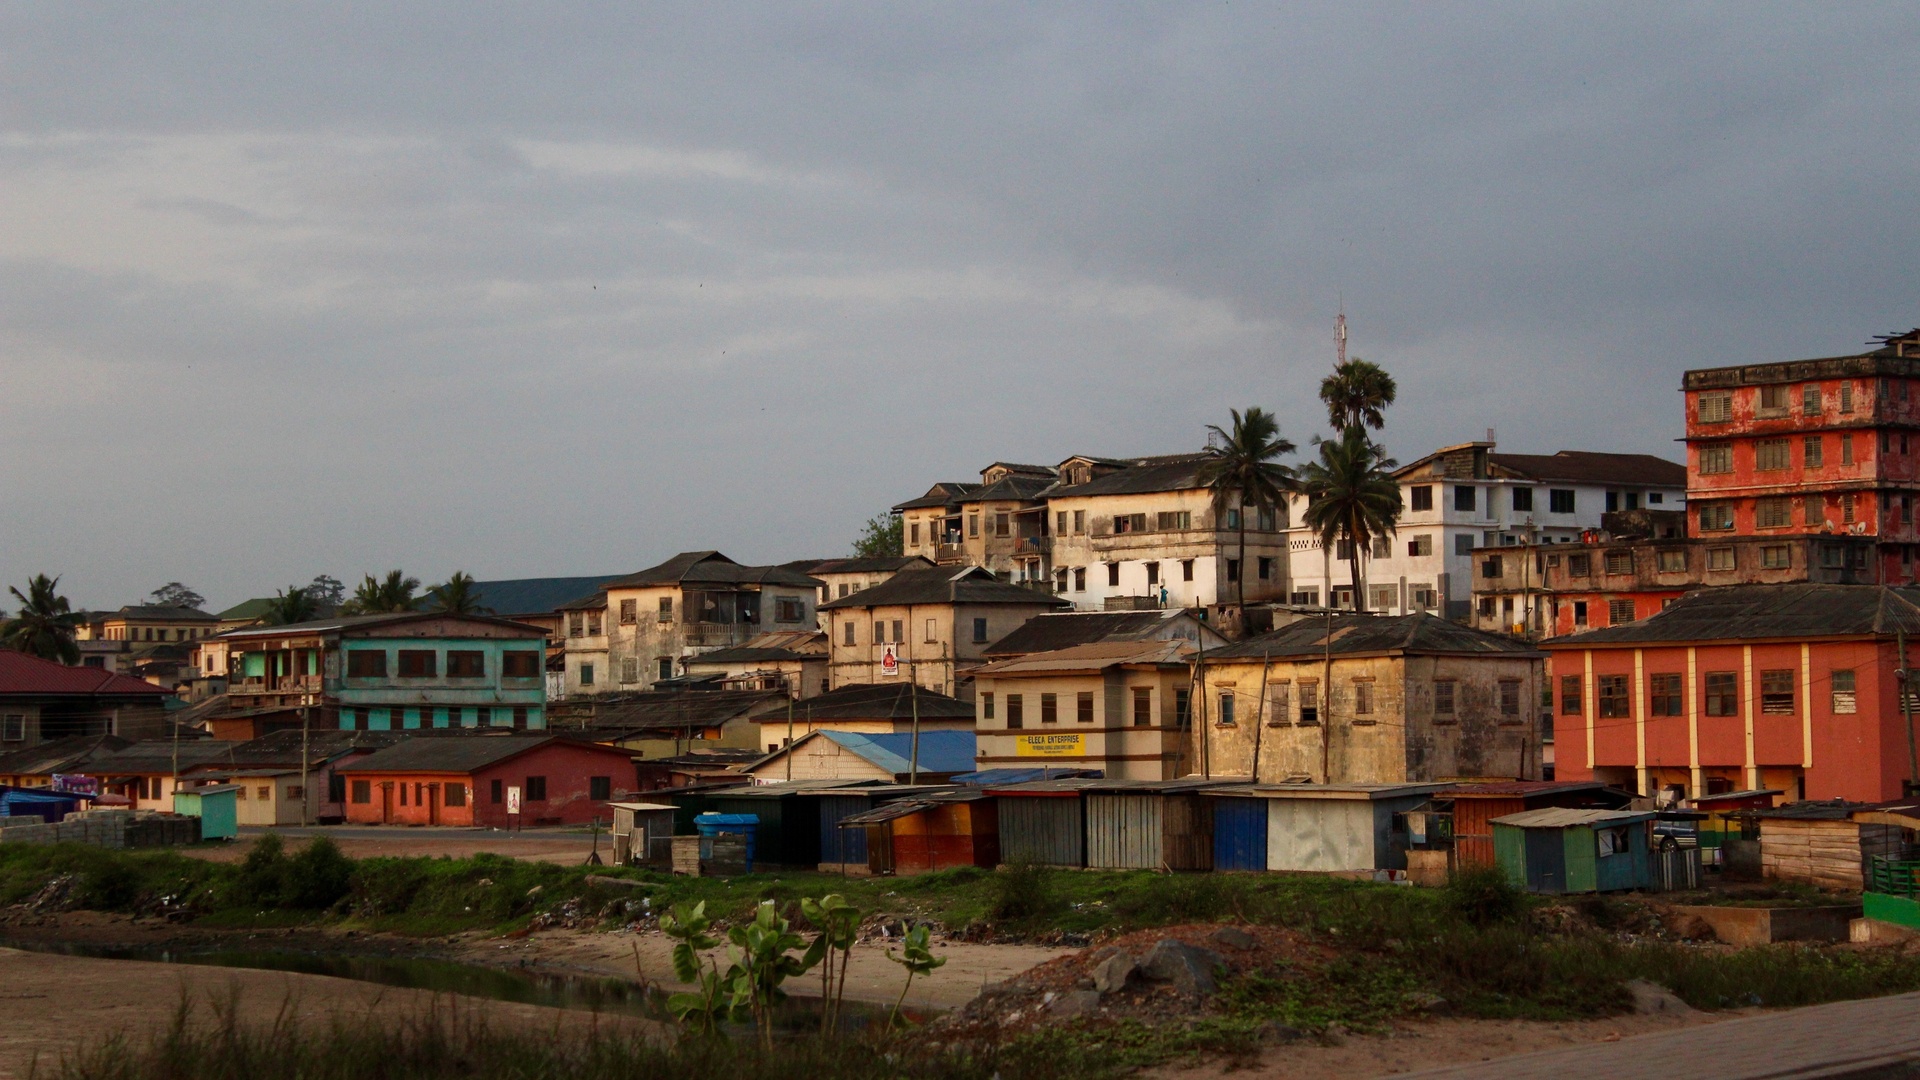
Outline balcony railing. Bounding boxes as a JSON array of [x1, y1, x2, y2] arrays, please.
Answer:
[[935, 543, 969, 565], [1015, 536, 1052, 554]]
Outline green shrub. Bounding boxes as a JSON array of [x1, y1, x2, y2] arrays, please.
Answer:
[[285, 837, 353, 910], [1444, 865, 1524, 927], [988, 863, 1059, 924]]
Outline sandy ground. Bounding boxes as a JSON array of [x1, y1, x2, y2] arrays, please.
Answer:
[[176, 827, 601, 864], [458, 926, 1078, 1010], [0, 947, 658, 1080], [1153, 1010, 1740, 1079]]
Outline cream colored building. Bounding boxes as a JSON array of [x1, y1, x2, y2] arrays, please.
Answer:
[[818, 566, 1069, 697], [556, 552, 822, 697], [802, 556, 935, 610], [971, 641, 1199, 780], [1197, 613, 1546, 784], [679, 630, 829, 697]]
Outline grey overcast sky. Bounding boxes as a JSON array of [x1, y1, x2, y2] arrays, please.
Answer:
[[4, 4, 1918, 611]]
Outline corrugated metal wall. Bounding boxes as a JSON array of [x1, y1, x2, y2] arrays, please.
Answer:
[[1268, 799, 1374, 872], [1087, 793, 1162, 869], [1212, 798, 1268, 871], [817, 795, 870, 868], [997, 795, 1086, 866], [1161, 794, 1214, 870]]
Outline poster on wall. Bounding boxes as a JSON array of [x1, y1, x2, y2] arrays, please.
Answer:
[[880, 644, 899, 677], [1014, 733, 1085, 758], [506, 786, 522, 815]]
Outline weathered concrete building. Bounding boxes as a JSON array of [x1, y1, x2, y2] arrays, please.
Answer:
[[800, 556, 936, 610], [678, 630, 829, 696], [556, 552, 822, 697], [818, 565, 1068, 696], [971, 640, 1199, 780], [1285, 442, 1686, 620], [1684, 328, 1920, 585], [981, 608, 1226, 660], [0, 651, 172, 750], [1200, 613, 1545, 784]]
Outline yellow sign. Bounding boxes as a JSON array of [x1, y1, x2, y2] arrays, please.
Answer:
[[1015, 733, 1085, 758]]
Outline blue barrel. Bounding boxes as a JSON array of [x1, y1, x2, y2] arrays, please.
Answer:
[[695, 812, 760, 872]]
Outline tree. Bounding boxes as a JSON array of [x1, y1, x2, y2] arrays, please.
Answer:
[[147, 582, 206, 610], [2, 574, 82, 664], [426, 571, 491, 615], [306, 575, 346, 614], [1195, 407, 1297, 610], [262, 586, 319, 626], [342, 570, 420, 615], [1298, 427, 1404, 613], [851, 514, 904, 558], [1319, 358, 1398, 433]]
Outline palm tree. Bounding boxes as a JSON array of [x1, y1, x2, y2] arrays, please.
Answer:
[[1196, 407, 1298, 610], [343, 570, 421, 615], [263, 585, 319, 626], [2, 574, 82, 664], [1320, 358, 1398, 433], [1299, 427, 1404, 613], [427, 571, 491, 615]]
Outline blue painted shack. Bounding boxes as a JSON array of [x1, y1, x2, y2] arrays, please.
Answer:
[[1491, 808, 1658, 894], [806, 783, 954, 872]]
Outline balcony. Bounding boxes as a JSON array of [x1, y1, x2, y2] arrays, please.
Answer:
[[935, 543, 970, 565], [1015, 535, 1052, 555], [233, 674, 322, 696], [682, 623, 748, 647]]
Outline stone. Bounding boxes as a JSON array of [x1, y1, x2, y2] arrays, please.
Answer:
[[1137, 939, 1226, 996], [1625, 979, 1695, 1016], [1048, 990, 1101, 1018], [1258, 1021, 1303, 1044], [1092, 952, 1136, 994], [1210, 926, 1257, 951]]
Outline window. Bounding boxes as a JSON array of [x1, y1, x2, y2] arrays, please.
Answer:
[[1258, 557, 1274, 580], [1840, 382, 1855, 413], [1218, 691, 1237, 725], [1132, 687, 1152, 727], [1226, 508, 1242, 529], [1697, 444, 1733, 474], [1073, 510, 1085, 533], [1, 714, 23, 741], [1454, 486, 1476, 512], [1649, 492, 1665, 504], [924, 618, 937, 643], [236, 785, 249, 802], [491, 779, 503, 803], [397, 650, 436, 678], [981, 692, 995, 720], [1174, 688, 1194, 728], [1107, 563, 1121, 587], [1499, 680, 1521, 716], [1296, 681, 1318, 725], [523, 776, 547, 802], [1598, 674, 1630, 718], [1801, 436, 1825, 470], [346, 650, 387, 677], [1843, 493, 1857, 522], [1757, 384, 1791, 416], [1657, 549, 1686, 573], [618, 598, 637, 625], [1698, 391, 1733, 423], [1704, 672, 1739, 716], [1605, 550, 1632, 575], [972, 618, 988, 643], [1006, 693, 1024, 729], [513, 707, 529, 728], [968, 514, 979, 537], [777, 598, 804, 623], [1567, 553, 1592, 577], [1761, 544, 1792, 569], [994, 512, 1011, 537], [590, 776, 611, 801], [579, 662, 595, 686], [446, 783, 466, 807], [1433, 680, 1456, 716], [447, 651, 485, 677], [1074, 568, 1087, 591], [1455, 534, 1476, 556], [1650, 673, 1683, 716], [1226, 559, 1240, 582], [1482, 556, 1504, 579], [891, 619, 903, 644], [1756, 497, 1792, 529], [620, 657, 639, 683], [1372, 535, 1390, 559], [1257, 506, 1278, 531], [1560, 675, 1582, 715], [1410, 485, 1433, 512], [1842, 434, 1855, 465], [1753, 669, 1795, 716], [1574, 600, 1589, 625], [1370, 585, 1396, 610], [1040, 693, 1058, 724], [843, 621, 856, 646], [872, 620, 886, 644], [1607, 599, 1635, 625], [586, 611, 602, 635], [1267, 682, 1290, 726], [1754, 438, 1791, 471], [1801, 384, 1823, 415], [1157, 511, 1191, 530], [1833, 669, 1857, 714], [1145, 562, 1161, 587], [1549, 489, 1576, 514], [1697, 503, 1734, 531], [1409, 534, 1433, 557], [1511, 487, 1533, 512], [913, 522, 923, 546], [351, 780, 371, 804], [1181, 559, 1194, 582], [1351, 681, 1373, 716], [502, 651, 542, 679]]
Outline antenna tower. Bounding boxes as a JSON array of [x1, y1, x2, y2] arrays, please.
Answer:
[[1334, 310, 1347, 366]]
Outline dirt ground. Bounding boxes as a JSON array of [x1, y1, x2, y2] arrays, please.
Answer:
[[0, 947, 659, 1080], [176, 828, 601, 864]]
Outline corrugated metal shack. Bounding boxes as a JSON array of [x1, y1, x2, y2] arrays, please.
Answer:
[[1084, 778, 1232, 871], [1208, 784, 1444, 873], [1491, 808, 1658, 894], [1446, 781, 1631, 868], [805, 784, 957, 873], [837, 790, 998, 875], [985, 778, 1104, 867], [666, 781, 845, 868]]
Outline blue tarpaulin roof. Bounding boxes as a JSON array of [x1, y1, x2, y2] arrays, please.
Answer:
[[816, 730, 977, 776], [952, 767, 1102, 785]]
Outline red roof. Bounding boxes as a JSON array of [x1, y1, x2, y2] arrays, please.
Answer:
[[1443, 780, 1610, 799], [0, 651, 172, 697]]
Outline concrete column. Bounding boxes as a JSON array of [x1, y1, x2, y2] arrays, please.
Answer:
[[1634, 648, 1648, 796], [1688, 647, 1703, 798], [1743, 644, 1760, 790]]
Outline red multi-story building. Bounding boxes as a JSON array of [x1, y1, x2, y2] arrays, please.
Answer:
[[1684, 329, 1920, 585]]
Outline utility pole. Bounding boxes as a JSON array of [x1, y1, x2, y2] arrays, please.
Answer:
[[785, 684, 795, 782], [908, 662, 922, 786], [1320, 607, 1335, 784], [1250, 652, 1272, 782], [300, 704, 311, 828]]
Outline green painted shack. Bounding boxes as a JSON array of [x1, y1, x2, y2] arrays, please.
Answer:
[[1856, 803, 1920, 932], [1491, 808, 1656, 894], [173, 784, 239, 840]]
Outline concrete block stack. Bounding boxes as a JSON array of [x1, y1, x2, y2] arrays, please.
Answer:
[[0, 808, 199, 849]]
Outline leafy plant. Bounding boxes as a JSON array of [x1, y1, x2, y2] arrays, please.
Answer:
[[884, 924, 946, 1029], [800, 894, 861, 1035], [661, 900, 734, 1039], [1445, 864, 1525, 927], [726, 900, 817, 1048]]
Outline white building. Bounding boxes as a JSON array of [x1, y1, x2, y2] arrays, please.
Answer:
[[1283, 442, 1687, 620]]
